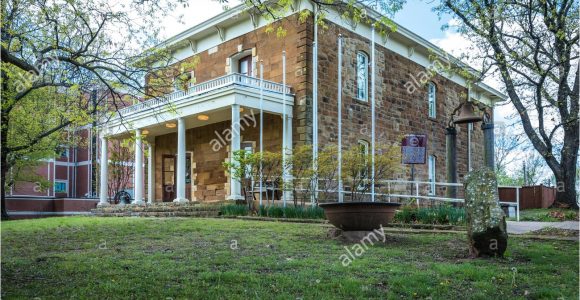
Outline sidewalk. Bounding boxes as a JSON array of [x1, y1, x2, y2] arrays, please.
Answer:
[[507, 221, 579, 234]]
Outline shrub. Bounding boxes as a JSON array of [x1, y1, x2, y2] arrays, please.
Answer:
[[394, 205, 465, 225], [219, 204, 249, 216], [257, 205, 325, 219]]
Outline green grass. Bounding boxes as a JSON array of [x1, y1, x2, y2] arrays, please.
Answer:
[[509, 208, 579, 222], [2, 217, 578, 299], [395, 205, 466, 225]]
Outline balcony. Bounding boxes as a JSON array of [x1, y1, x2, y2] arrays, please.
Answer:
[[116, 73, 292, 117], [104, 73, 294, 137]]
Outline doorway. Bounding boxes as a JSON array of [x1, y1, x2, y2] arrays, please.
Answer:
[[162, 153, 192, 202]]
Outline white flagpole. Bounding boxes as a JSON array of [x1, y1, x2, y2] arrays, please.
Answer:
[[282, 50, 287, 208], [312, 5, 318, 204], [337, 34, 344, 203], [259, 62, 264, 207], [371, 24, 376, 202]]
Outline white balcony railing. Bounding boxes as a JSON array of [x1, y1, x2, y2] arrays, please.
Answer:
[[116, 73, 292, 117]]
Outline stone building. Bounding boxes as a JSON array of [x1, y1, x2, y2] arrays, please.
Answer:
[[99, 1, 505, 205]]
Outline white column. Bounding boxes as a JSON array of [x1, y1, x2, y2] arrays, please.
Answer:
[[228, 104, 243, 200], [283, 115, 293, 204], [147, 142, 155, 204], [174, 117, 188, 203], [98, 136, 110, 207], [133, 129, 145, 204]]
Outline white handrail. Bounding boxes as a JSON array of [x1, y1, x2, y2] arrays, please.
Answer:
[[116, 73, 292, 117]]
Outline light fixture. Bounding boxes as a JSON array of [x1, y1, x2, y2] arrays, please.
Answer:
[[141, 129, 150, 135], [197, 114, 209, 121], [165, 122, 177, 128], [240, 107, 244, 112]]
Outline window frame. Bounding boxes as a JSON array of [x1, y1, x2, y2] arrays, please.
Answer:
[[54, 180, 68, 194], [428, 82, 437, 118], [238, 55, 253, 77], [428, 155, 436, 195], [356, 51, 369, 102]]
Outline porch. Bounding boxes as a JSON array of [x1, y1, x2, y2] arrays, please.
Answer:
[[98, 73, 294, 206]]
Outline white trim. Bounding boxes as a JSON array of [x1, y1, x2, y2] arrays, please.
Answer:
[[6, 197, 99, 201]]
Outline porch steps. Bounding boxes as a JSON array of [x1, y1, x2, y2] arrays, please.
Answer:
[[91, 203, 220, 218]]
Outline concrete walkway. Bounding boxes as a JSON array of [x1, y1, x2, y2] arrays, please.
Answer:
[[507, 221, 579, 234]]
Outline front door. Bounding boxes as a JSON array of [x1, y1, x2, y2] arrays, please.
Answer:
[[162, 153, 192, 202]]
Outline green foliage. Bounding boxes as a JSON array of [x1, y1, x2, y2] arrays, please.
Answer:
[[257, 205, 325, 219], [395, 205, 466, 225], [219, 204, 249, 216]]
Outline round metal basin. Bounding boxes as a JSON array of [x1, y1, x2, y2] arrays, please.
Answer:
[[319, 202, 401, 231]]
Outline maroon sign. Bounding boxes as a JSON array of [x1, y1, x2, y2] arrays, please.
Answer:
[[401, 134, 427, 164]]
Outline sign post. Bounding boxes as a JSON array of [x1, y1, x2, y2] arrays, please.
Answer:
[[401, 134, 427, 194]]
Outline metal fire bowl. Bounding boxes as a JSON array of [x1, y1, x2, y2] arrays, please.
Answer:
[[319, 202, 402, 231]]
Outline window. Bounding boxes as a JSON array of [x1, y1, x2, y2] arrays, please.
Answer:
[[54, 181, 67, 194], [238, 55, 252, 76], [428, 155, 436, 195], [58, 146, 69, 158], [356, 51, 369, 101], [428, 82, 436, 118]]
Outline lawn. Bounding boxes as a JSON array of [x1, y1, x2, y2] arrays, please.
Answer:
[[510, 208, 579, 222], [2, 217, 578, 299]]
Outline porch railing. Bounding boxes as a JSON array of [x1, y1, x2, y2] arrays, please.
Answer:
[[116, 73, 292, 117]]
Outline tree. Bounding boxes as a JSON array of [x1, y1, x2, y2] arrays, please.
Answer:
[[494, 123, 523, 173], [107, 139, 135, 203], [435, 0, 579, 208], [1, 0, 184, 219]]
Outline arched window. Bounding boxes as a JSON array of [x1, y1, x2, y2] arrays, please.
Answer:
[[356, 51, 369, 101], [428, 82, 436, 118]]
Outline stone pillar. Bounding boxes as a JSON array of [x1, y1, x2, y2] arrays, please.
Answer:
[[133, 129, 145, 204], [174, 117, 188, 203], [147, 142, 155, 204], [464, 168, 508, 257], [228, 104, 243, 200], [445, 127, 457, 199], [98, 136, 110, 207], [482, 122, 495, 170]]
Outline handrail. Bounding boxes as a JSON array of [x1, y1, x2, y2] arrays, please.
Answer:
[[116, 73, 292, 117]]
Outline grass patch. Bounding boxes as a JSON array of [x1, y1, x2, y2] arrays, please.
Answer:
[[2, 217, 578, 299], [509, 208, 579, 222], [395, 205, 466, 225]]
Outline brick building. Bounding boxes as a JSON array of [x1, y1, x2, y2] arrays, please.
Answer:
[[97, 2, 505, 205], [6, 126, 101, 218]]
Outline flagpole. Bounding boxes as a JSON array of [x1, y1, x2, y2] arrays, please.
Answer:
[[282, 50, 287, 208], [337, 34, 344, 203], [312, 5, 318, 204], [259, 62, 264, 207], [371, 24, 376, 202]]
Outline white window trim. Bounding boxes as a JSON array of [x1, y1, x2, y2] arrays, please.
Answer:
[[428, 155, 436, 195], [428, 82, 436, 118], [356, 51, 369, 102], [229, 49, 254, 76]]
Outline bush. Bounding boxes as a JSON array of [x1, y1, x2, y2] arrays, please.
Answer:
[[219, 204, 249, 216], [394, 205, 465, 225], [258, 205, 326, 219]]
